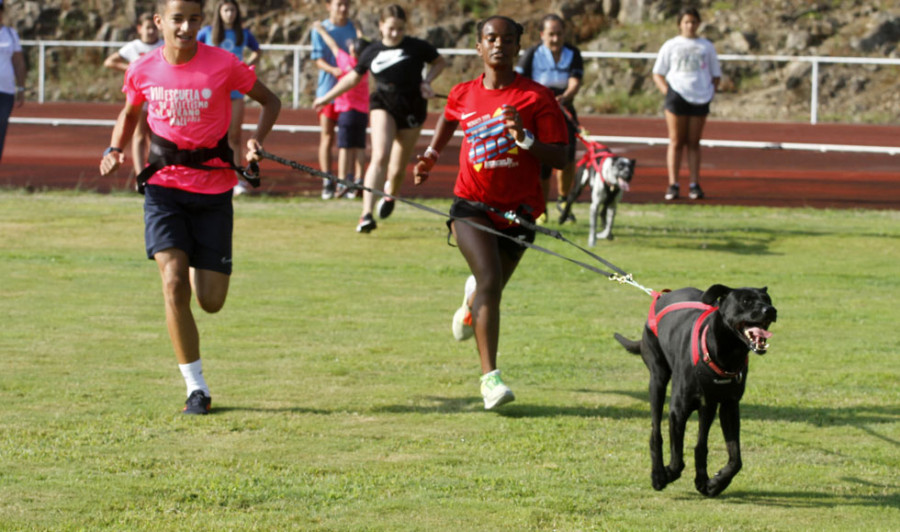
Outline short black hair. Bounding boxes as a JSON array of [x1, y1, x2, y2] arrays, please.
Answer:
[[156, 0, 204, 13], [677, 7, 701, 24], [477, 16, 524, 44]]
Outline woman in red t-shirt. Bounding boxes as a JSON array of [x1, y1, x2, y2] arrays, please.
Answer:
[[414, 16, 567, 410]]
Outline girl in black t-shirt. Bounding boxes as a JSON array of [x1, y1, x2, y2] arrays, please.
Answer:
[[314, 4, 446, 233]]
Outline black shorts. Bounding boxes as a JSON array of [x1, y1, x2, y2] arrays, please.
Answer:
[[370, 90, 427, 130], [447, 198, 536, 261], [143, 185, 234, 274], [665, 87, 710, 116], [337, 109, 368, 149]]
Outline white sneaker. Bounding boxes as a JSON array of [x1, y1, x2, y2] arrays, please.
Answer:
[[451, 275, 476, 341], [480, 369, 515, 410]]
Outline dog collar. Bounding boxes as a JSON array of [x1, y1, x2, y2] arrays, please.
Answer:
[[694, 313, 747, 380]]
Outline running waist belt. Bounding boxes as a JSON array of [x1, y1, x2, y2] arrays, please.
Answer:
[[135, 132, 260, 194]]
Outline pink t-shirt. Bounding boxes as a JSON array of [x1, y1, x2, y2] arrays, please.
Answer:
[[334, 50, 369, 114], [124, 44, 257, 194]]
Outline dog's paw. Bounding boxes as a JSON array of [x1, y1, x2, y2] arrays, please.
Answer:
[[651, 469, 668, 491], [699, 473, 732, 497], [694, 474, 710, 495]]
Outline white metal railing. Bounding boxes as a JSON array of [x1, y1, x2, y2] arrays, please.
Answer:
[[12, 115, 899, 155], [20, 40, 900, 125]]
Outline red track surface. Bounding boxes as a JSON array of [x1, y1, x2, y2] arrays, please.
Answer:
[[2, 102, 898, 209]]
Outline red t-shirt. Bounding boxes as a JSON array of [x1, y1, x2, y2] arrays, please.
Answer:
[[447, 73, 567, 222]]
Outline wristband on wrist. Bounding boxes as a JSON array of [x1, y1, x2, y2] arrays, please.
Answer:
[[103, 146, 123, 157], [515, 129, 535, 150], [424, 146, 440, 160]]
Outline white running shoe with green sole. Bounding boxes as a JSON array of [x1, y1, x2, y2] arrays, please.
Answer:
[[480, 369, 515, 410]]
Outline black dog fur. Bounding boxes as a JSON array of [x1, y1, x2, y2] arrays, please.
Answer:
[[614, 285, 777, 497]]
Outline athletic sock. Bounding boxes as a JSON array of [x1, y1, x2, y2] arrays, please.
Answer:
[[179, 359, 210, 398]]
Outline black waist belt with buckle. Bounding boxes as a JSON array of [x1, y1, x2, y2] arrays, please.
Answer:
[[135, 132, 259, 194]]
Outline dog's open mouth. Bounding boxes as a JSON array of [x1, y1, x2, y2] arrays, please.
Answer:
[[742, 323, 773, 354]]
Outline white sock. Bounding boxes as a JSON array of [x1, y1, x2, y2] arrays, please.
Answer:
[[179, 359, 210, 398]]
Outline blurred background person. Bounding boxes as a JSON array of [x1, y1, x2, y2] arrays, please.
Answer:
[[516, 14, 583, 223], [312, 21, 369, 199], [314, 4, 446, 234], [103, 12, 163, 183], [0, 0, 26, 163], [311, 0, 356, 199], [198, 0, 261, 195], [652, 6, 720, 201]]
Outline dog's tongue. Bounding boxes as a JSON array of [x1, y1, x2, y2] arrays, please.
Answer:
[[747, 327, 772, 340], [618, 178, 630, 192]]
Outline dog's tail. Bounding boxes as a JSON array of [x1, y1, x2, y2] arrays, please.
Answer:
[[614, 333, 642, 355]]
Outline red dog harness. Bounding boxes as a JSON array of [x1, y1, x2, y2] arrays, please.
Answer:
[[648, 290, 746, 380], [576, 139, 615, 178]]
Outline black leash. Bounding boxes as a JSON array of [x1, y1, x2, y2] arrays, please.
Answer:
[[255, 149, 653, 294]]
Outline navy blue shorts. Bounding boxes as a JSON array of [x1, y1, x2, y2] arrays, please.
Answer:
[[337, 109, 368, 149], [143, 185, 234, 274], [665, 87, 710, 116]]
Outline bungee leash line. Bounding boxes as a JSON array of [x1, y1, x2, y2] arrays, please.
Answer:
[[254, 149, 654, 296]]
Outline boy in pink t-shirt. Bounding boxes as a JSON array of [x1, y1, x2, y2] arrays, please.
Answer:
[[99, 0, 281, 415], [313, 21, 369, 198]]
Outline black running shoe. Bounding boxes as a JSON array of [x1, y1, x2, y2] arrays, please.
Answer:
[[665, 183, 680, 200], [689, 183, 705, 200], [356, 213, 377, 233], [182, 390, 211, 415], [321, 179, 336, 200], [377, 197, 395, 219]]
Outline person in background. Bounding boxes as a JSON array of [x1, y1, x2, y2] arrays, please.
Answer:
[[652, 6, 720, 201], [413, 16, 566, 410], [99, 0, 281, 415], [516, 14, 583, 224], [0, 0, 26, 163], [311, 0, 356, 200], [103, 12, 163, 182], [198, 0, 261, 195], [314, 4, 446, 234], [312, 21, 369, 200]]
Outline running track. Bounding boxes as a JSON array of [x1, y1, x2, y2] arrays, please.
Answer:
[[2, 103, 898, 209]]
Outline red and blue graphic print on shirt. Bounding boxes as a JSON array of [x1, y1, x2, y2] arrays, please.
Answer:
[[464, 107, 519, 172]]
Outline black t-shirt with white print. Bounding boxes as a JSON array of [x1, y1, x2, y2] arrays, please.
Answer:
[[354, 36, 439, 95]]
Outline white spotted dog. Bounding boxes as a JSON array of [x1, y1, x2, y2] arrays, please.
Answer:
[[577, 143, 636, 246]]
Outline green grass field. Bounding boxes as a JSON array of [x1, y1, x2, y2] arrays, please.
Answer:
[[1, 191, 898, 530]]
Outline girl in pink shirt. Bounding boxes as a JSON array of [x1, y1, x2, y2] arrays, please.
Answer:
[[313, 21, 370, 198]]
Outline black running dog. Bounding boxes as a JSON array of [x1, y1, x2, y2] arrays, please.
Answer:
[[614, 285, 777, 497]]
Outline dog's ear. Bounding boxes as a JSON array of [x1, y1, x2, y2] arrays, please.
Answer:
[[701, 284, 732, 305]]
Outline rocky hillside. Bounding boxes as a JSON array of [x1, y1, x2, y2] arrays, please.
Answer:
[[5, 0, 899, 123]]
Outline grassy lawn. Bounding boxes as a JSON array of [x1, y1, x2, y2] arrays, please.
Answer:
[[1, 191, 897, 530]]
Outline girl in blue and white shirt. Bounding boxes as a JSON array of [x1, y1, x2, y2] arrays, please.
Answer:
[[198, 0, 261, 193]]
